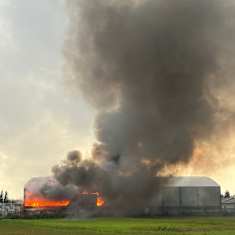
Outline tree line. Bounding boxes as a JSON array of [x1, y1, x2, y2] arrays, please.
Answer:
[[0, 191, 9, 203]]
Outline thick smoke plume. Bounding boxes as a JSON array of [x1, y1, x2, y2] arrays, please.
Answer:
[[48, 0, 235, 215]]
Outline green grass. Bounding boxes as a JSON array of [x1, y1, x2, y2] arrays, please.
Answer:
[[0, 217, 235, 235]]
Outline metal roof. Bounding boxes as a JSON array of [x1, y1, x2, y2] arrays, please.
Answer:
[[166, 176, 220, 187], [25, 176, 220, 189], [25, 177, 58, 192]]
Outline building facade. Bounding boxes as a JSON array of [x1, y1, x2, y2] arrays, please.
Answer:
[[150, 177, 221, 215]]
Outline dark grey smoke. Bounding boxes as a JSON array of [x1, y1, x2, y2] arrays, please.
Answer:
[[49, 0, 235, 215], [52, 151, 109, 193], [64, 0, 223, 166]]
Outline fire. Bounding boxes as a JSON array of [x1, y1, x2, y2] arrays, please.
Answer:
[[96, 196, 105, 207], [24, 191, 105, 208], [24, 190, 70, 208], [24, 198, 70, 208], [80, 191, 105, 207]]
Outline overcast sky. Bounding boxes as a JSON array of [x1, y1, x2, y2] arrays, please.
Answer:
[[0, 0, 235, 199], [0, 0, 95, 198]]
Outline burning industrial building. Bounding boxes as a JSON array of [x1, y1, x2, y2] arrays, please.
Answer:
[[23, 175, 221, 216], [22, 0, 235, 217], [24, 176, 105, 217]]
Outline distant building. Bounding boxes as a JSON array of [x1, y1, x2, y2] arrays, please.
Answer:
[[0, 201, 23, 217], [222, 197, 235, 214]]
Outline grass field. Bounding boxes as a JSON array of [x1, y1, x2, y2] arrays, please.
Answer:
[[0, 217, 235, 235]]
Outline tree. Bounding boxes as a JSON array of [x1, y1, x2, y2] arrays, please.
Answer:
[[3, 191, 9, 203], [224, 190, 231, 198], [0, 191, 3, 203]]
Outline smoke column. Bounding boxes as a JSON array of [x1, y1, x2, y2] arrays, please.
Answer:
[[51, 0, 235, 215]]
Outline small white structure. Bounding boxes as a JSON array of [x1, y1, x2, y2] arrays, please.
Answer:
[[222, 197, 235, 214], [0, 201, 23, 217]]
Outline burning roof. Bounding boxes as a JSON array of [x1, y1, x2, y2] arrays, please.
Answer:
[[24, 177, 105, 210]]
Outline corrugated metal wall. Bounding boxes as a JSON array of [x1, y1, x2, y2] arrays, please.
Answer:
[[149, 186, 221, 215]]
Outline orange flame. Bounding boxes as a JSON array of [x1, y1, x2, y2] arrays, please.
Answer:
[[24, 198, 70, 208], [24, 191, 105, 208], [96, 196, 105, 207], [79, 191, 105, 207]]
